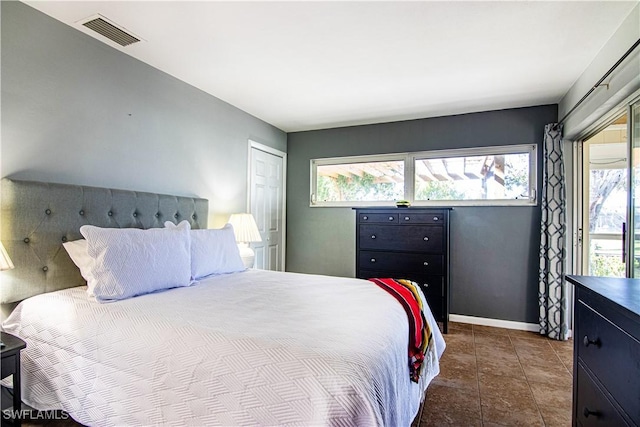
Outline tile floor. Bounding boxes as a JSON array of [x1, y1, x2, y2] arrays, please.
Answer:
[[414, 322, 574, 427]]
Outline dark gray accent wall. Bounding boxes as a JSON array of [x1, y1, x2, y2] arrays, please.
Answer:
[[287, 105, 558, 324], [1, 2, 286, 227]]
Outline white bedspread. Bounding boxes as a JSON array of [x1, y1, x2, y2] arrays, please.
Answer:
[[2, 270, 445, 426]]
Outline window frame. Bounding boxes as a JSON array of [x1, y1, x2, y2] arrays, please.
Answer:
[[310, 153, 408, 207], [310, 144, 538, 207]]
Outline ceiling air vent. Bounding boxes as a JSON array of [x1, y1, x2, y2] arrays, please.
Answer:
[[81, 15, 140, 47]]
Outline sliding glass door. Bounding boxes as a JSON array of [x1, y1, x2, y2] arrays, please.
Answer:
[[578, 100, 640, 278], [629, 101, 640, 277]]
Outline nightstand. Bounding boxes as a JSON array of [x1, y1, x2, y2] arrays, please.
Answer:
[[1, 332, 26, 426]]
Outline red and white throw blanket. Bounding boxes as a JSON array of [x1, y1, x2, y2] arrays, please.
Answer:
[[369, 278, 432, 382]]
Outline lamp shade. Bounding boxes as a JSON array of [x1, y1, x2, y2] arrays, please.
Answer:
[[0, 242, 14, 271], [228, 213, 262, 243]]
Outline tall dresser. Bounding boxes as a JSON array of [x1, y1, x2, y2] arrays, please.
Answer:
[[566, 275, 640, 426], [355, 208, 451, 333]]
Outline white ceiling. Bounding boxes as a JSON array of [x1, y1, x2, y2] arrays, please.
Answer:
[[25, 1, 638, 132]]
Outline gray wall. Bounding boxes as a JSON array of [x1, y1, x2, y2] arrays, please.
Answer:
[[287, 105, 558, 324], [1, 2, 286, 227]]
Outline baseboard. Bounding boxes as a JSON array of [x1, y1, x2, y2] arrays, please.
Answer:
[[449, 314, 539, 332], [449, 314, 573, 338]]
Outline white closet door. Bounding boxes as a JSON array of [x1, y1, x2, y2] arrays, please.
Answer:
[[249, 143, 286, 271]]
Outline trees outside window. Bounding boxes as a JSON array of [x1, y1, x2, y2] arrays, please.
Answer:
[[588, 168, 627, 277], [311, 145, 536, 207]]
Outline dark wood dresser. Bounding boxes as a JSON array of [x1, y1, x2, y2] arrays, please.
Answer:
[[355, 207, 450, 333], [566, 275, 640, 426]]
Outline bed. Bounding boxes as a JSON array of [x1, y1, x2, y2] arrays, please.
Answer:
[[0, 178, 445, 426]]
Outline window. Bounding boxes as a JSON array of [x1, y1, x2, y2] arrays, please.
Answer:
[[413, 145, 536, 204], [313, 156, 405, 204], [310, 145, 537, 207]]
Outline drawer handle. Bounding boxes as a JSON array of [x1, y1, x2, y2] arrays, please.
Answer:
[[388, 216, 394, 221], [423, 283, 429, 288], [583, 407, 600, 418], [423, 236, 429, 241], [583, 335, 601, 348], [363, 216, 368, 220], [370, 258, 376, 263], [404, 216, 410, 221], [423, 261, 429, 266], [371, 235, 376, 239], [433, 216, 439, 221]]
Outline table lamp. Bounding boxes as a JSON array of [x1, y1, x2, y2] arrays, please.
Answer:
[[228, 213, 262, 268]]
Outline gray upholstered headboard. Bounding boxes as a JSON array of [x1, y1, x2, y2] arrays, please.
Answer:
[[0, 178, 208, 304]]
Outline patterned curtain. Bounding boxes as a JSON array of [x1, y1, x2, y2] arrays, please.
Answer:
[[538, 123, 569, 340]]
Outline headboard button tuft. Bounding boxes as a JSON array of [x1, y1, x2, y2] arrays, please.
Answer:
[[155, 213, 160, 218], [192, 214, 196, 220], [133, 212, 138, 218], [79, 210, 84, 216], [42, 266, 48, 272], [61, 236, 68, 242], [174, 213, 179, 219], [108, 211, 113, 216], [45, 209, 51, 215], [23, 238, 30, 244]]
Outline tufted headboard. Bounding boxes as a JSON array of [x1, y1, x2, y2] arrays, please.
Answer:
[[0, 178, 208, 304]]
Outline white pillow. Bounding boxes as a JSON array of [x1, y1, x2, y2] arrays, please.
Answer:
[[80, 222, 192, 302], [165, 221, 245, 279], [62, 239, 93, 283]]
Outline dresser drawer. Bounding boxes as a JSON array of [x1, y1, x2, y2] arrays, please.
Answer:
[[359, 225, 444, 252], [358, 272, 444, 321], [575, 364, 629, 426], [359, 251, 443, 275], [359, 270, 445, 297], [398, 212, 446, 224], [576, 300, 640, 421], [358, 213, 398, 223]]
